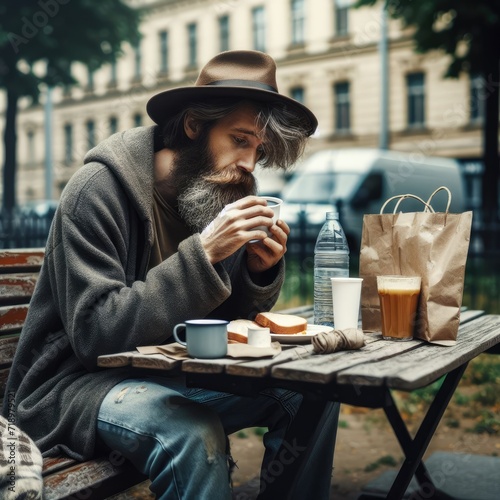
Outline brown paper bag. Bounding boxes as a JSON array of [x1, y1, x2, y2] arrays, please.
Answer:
[[359, 187, 472, 346]]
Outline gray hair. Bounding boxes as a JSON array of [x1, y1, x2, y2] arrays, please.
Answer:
[[161, 98, 310, 170]]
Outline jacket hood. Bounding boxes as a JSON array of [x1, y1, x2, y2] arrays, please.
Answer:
[[83, 126, 157, 224]]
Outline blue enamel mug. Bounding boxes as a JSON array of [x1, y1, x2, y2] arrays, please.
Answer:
[[173, 319, 228, 359]]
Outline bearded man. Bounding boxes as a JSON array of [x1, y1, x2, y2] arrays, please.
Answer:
[[4, 50, 339, 499]]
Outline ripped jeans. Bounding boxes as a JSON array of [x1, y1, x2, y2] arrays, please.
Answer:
[[97, 376, 339, 500]]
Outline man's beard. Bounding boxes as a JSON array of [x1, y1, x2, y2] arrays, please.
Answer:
[[171, 135, 257, 233]]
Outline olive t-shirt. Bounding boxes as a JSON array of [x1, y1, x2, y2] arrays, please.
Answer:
[[148, 188, 192, 270]]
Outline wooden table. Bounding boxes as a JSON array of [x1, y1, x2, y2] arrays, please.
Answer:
[[97, 308, 500, 500]]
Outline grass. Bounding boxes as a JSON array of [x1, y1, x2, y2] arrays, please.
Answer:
[[364, 455, 398, 472], [393, 354, 500, 435], [235, 427, 267, 439]]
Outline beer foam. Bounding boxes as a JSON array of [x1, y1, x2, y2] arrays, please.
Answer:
[[377, 276, 421, 291]]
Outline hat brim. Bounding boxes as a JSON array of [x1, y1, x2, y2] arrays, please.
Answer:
[[146, 86, 318, 136]]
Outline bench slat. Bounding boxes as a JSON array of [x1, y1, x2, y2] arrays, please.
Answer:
[[0, 305, 29, 333], [43, 457, 146, 500], [42, 457, 78, 476], [0, 336, 19, 369], [0, 273, 39, 305], [0, 248, 44, 270]]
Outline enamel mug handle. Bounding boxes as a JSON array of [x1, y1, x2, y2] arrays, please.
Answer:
[[173, 324, 187, 346]]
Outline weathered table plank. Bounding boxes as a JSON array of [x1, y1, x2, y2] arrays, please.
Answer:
[[337, 315, 500, 390], [271, 313, 494, 389], [97, 351, 135, 368], [225, 344, 314, 377], [132, 352, 182, 371], [181, 355, 250, 374], [271, 335, 422, 384]]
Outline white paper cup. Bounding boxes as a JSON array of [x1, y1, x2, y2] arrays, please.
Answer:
[[247, 326, 272, 347], [250, 196, 283, 241], [331, 277, 363, 330]]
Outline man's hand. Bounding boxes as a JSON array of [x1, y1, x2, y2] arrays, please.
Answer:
[[200, 196, 277, 265], [245, 219, 290, 273]]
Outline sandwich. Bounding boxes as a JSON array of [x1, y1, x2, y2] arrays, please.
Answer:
[[227, 319, 259, 343], [255, 312, 307, 335], [227, 313, 308, 343]]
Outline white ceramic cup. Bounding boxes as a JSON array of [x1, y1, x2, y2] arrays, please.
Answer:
[[331, 277, 363, 330], [250, 196, 283, 241], [247, 326, 272, 347]]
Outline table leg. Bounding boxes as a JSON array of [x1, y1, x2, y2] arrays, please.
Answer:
[[256, 394, 329, 500], [384, 363, 468, 499]]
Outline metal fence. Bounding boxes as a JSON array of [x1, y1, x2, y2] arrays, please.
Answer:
[[2, 208, 498, 257], [0, 211, 54, 249]]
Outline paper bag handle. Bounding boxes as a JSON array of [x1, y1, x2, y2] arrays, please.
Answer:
[[380, 186, 453, 215], [380, 194, 435, 214], [425, 186, 452, 214]]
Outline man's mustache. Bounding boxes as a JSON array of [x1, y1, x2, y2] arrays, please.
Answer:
[[202, 169, 256, 190]]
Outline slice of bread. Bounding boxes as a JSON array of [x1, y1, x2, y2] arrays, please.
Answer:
[[255, 312, 307, 335], [227, 319, 260, 343]]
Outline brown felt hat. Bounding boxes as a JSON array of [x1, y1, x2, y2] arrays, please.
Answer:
[[146, 50, 318, 136]]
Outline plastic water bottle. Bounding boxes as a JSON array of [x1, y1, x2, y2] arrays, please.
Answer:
[[313, 212, 350, 327]]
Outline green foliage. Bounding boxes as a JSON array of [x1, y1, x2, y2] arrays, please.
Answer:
[[354, 0, 500, 77], [253, 427, 267, 436], [445, 418, 460, 429], [364, 454, 398, 471], [464, 356, 500, 385], [0, 0, 142, 211], [338, 419, 349, 428], [468, 410, 500, 435], [236, 430, 249, 439], [0, 0, 141, 96], [453, 391, 470, 406], [472, 385, 500, 406], [405, 378, 443, 405], [378, 455, 398, 466]]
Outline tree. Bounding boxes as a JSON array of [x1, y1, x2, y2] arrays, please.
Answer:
[[356, 0, 500, 225], [0, 0, 141, 212]]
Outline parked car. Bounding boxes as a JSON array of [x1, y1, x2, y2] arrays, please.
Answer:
[[280, 148, 465, 252]]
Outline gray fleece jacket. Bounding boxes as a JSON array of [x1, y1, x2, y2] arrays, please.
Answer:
[[3, 126, 284, 461]]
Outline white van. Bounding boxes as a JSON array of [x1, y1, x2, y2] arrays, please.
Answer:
[[280, 148, 465, 252]]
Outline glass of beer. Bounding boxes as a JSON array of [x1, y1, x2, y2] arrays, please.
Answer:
[[377, 276, 421, 341]]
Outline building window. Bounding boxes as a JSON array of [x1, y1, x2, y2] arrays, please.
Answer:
[[291, 86, 305, 103], [86, 120, 95, 149], [109, 117, 118, 135], [110, 60, 117, 86], [470, 74, 485, 124], [159, 30, 169, 74], [187, 23, 197, 67], [291, 0, 305, 45], [335, 0, 349, 37], [407, 72, 425, 128], [133, 42, 141, 79], [219, 15, 230, 52], [252, 6, 266, 52], [27, 130, 35, 164], [133, 113, 142, 127], [64, 124, 73, 164], [334, 82, 351, 133]]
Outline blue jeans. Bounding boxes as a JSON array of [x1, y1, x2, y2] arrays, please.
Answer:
[[97, 375, 339, 499]]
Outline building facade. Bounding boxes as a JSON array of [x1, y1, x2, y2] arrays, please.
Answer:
[[2, 0, 489, 210]]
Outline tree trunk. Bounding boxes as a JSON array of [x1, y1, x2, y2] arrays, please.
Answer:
[[2, 87, 19, 213]]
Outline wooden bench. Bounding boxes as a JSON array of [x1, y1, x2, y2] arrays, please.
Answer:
[[0, 248, 146, 499]]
